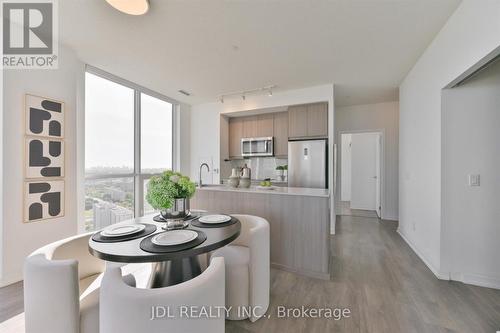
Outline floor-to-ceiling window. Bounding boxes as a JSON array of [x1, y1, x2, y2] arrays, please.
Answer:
[[84, 67, 175, 231]]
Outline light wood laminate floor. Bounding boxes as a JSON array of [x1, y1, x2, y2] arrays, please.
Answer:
[[336, 201, 379, 218], [2, 215, 500, 332]]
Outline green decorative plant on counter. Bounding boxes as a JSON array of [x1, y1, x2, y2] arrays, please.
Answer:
[[146, 170, 196, 220], [275, 165, 285, 179]]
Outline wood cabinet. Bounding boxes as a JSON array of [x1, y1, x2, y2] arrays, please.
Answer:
[[288, 102, 328, 139], [307, 103, 328, 137], [242, 114, 273, 138], [288, 105, 308, 138], [227, 103, 327, 158], [273, 112, 288, 157], [229, 114, 274, 157], [228, 117, 243, 158], [241, 116, 255, 138]]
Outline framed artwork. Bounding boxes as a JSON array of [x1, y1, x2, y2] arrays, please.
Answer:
[[25, 137, 64, 178], [25, 94, 64, 138], [24, 180, 65, 223], [23, 94, 65, 223]]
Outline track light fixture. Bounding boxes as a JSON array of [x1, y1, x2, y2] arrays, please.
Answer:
[[217, 85, 276, 103]]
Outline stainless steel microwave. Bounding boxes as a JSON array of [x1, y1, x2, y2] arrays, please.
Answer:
[[241, 137, 274, 157]]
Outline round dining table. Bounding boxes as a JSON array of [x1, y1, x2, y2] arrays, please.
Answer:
[[88, 213, 241, 288]]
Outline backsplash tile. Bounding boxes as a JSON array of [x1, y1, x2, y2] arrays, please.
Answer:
[[227, 157, 287, 180]]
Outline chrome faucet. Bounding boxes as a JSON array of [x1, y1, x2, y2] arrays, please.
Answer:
[[199, 163, 210, 187]]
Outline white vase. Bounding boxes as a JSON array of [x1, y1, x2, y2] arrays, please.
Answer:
[[239, 177, 251, 188], [228, 176, 240, 188]]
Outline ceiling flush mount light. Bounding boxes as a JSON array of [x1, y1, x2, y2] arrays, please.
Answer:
[[218, 85, 276, 104], [105, 0, 149, 15]]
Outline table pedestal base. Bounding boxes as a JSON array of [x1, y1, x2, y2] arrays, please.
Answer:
[[147, 255, 203, 288]]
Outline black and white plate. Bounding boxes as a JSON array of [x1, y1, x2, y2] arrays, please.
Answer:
[[101, 224, 146, 238], [151, 230, 198, 246], [198, 214, 232, 224]]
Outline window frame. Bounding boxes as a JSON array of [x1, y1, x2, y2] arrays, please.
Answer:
[[84, 65, 178, 220]]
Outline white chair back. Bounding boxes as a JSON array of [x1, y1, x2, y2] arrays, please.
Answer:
[[24, 232, 103, 333], [100, 257, 226, 333], [215, 214, 270, 322]]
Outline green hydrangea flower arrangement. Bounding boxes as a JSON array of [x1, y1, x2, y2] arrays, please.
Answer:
[[145, 170, 196, 210]]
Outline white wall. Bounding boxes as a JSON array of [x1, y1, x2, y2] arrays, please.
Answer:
[[177, 103, 192, 176], [1, 45, 84, 286], [190, 84, 336, 232], [335, 101, 399, 220], [398, 0, 500, 278], [441, 59, 500, 289], [340, 134, 351, 201]]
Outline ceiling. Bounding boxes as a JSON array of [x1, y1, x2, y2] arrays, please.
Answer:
[[59, 0, 461, 106]]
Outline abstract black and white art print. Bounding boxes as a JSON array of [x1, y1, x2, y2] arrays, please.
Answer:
[[25, 138, 64, 178], [24, 180, 65, 222], [25, 94, 64, 138]]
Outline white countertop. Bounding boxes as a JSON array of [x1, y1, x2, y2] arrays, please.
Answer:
[[196, 185, 330, 198]]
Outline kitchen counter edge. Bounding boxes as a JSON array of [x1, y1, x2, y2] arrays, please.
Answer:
[[196, 185, 329, 198]]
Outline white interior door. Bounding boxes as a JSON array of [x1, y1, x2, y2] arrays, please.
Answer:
[[375, 134, 381, 217], [350, 133, 379, 211], [340, 134, 352, 201]]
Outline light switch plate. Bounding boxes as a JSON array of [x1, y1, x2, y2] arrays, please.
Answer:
[[468, 174, 480, 186]]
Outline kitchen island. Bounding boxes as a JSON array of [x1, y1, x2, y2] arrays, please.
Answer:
[[191, 185, 331, 279]]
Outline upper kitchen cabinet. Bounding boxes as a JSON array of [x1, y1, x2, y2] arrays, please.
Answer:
[[243, 114, 274, 138], [288, 105, 308, 138], [229, 114, 274, 157], [288, 102, 328, 139], [306, 103, 328, 137], [273, 111, 288, 157], [228, 117, 244, 158]]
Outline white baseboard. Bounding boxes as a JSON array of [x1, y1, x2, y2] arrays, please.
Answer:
[[0, 276, 22, 288], [396, 228, 449, 280], [382, 215, 398, 221], [397, 229, 500, 290], [453, 272, 500, 290]]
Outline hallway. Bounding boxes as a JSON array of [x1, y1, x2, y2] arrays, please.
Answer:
[[336, 201, 379, 218]]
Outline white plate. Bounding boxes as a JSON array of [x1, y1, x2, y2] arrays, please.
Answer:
[[256, 185, 276, 190], [198, 214, 232, 224], [101, 224, 145, 237], [151, 230, 198, 246]]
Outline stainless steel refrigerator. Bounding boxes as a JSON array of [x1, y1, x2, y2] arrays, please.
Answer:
[[288, 139, 327, 188]]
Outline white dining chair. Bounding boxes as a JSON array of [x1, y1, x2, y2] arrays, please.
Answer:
[[100, 257, 226, 333], [24, 232, 142, 333], [210, 214, 270, 322]]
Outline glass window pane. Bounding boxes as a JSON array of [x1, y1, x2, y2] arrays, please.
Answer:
[[85, 72, 135, 175], [143, 178, 157, 216], [84, 177, 134, 232], [141, 93, 173, 173]]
